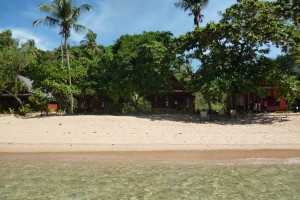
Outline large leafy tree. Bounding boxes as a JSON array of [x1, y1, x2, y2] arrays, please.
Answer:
[[26, 49, 78, 112], [0, 43, 36, 107], [176, 0, 300, 110], [33, 0, 93, 113], [109, 32, 176, 107], [78, 46, 111, 98], [175, 0, 209, 27], [274, 0, 300, 64]]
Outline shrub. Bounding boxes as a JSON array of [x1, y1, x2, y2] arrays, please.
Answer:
[[122, 103, 137, 115], [137, 99, 152, 114], [3, 108, 15, 114], [29, 89, 50, 115], [18, 104, 33, 116]]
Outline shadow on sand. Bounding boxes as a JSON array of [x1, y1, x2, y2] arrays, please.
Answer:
[[134, 113, 294, 125], [12, 112, 298, 125]]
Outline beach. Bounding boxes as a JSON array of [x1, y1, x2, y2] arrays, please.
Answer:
[[0, 114, 300, 161]]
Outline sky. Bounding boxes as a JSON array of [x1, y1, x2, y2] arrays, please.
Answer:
[[0, 0, 281, 57]]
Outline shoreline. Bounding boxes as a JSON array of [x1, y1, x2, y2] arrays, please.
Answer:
[[1, 150, 300, 164], [1, 143, 300, 153]]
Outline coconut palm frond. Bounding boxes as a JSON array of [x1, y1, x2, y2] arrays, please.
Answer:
[[35, 16, 60, 28], [73, 24, 91, 35], [80, 31, 97, 45], [39, 4, 57, 14], [174, 0, 209, 27], [72, 4, 92, 21]]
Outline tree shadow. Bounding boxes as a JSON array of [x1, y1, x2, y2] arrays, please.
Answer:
[[135, 113, 292, 125], [15, 112, 295, 125]]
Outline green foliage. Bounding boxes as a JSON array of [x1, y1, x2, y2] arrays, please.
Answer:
[[2, 1, 299, 115], [80, 32, 102, 59], [0, 30, 37, 107], [137, 98, 152, 114], [72, 46, 111, 97], [176, 0, 300, 110], [194, 92, 225, 112], [121, 98, 152, 115], [122, 103, 137, 115], [18, 104, 33, 116], [2, 108, 15, 115], [41, 80, 74, 112], [0, 30, 18, 49], [195, 93, 208, 111], [174, 64, 194, 90], [109, 32, 175, 103], [56, 109, 65, 115], [29, 89, 51, 115], [33, 0, 93, 113], [275, 54, 300, 80]]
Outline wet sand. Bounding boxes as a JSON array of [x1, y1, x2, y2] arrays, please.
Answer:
[[1, 150, 300, 163]]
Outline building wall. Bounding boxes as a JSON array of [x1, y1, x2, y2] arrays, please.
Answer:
[[236, 89, 287, 112]]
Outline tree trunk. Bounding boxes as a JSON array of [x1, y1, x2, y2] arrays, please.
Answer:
[[64, 37, 74, 113], [194, 15, 199, 28], [207, 97, 212, 111], [61, 39, 64, 65]]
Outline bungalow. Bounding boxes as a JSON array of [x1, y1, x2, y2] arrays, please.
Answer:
[[0, 75, 33, 112], [77, 75, 195, 113], [145, 75, 195, 112], [0, 75, 59, 112], [234, 86, 287, 112], [77, 95, 112, 113]]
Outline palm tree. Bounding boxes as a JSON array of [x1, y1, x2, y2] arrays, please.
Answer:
[[175, 0, 209, 27], [80, 32, 102, 59], [33, 0, 92, 113], [21, 39, 40, 56]]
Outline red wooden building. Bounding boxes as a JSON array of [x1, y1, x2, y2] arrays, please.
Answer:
[[77, 75, 195, 113], [145, 76, 195, 111], [234, 86, 287, 112]]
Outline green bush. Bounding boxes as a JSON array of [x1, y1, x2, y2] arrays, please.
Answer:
[[56, 109, 65, 115], [18, 104, 33, 116], [122, 103, 137, 115], [137, 99, 152, 114], [29, 89, 50, 115], [3, 108, 15, 114]]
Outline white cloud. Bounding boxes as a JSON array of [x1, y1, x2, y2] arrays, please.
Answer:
[[76, 0, 238, 45], [1, 0, 239, 50], [76, 0, 191, 44], [1, 28, 58, 51]]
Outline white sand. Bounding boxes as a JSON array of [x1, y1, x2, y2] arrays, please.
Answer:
[[0, 114, 299, 153]]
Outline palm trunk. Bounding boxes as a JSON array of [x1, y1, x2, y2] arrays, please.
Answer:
[[194, 16, 199, 28], [61, 39, 64, 65], [64, 37, 74, 113]]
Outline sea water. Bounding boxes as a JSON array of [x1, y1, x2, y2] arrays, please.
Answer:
[[0, 159, 299, 199]]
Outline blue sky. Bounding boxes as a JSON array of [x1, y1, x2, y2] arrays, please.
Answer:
[[0, 0, 280, 56]]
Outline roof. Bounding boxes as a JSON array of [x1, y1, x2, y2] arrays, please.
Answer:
[[18, 75, 33, 92]]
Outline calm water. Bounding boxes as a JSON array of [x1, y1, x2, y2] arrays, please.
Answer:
[[0, 159, 299, 199]]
